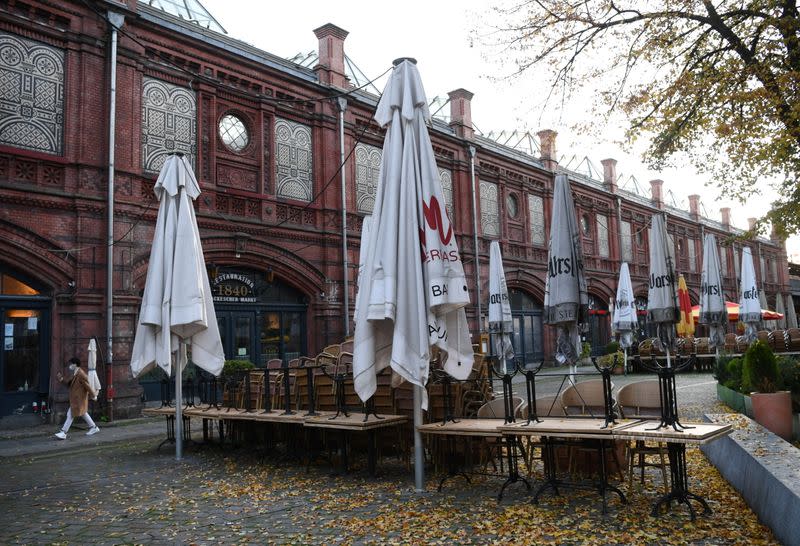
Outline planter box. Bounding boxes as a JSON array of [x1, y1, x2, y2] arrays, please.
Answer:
[[717, 383, 800, 440], [716, 384, 753, 417]]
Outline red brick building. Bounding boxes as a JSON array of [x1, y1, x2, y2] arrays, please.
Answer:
[[0, 0, 790, 420]]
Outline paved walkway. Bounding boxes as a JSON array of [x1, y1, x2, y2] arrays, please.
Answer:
[[0, 371, 779, 545]]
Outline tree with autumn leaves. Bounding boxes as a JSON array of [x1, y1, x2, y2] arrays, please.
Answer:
[[481, 1, 800, 237]]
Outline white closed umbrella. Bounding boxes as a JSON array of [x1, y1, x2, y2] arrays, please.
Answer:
[[353, 59, 473, 491], [87, 338, 101, 400], [612, 262, 636, 370], [488, 241, 514, 374], [353, 215, 372, 321], [699, 234, 728, 349], [130, 154, 225, 460], [739, 247, 761, 343], [543, 174, 588, 381], [646, 213, 679, 366]]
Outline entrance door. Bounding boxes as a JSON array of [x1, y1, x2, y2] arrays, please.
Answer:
[[216, 311, 256, 364], [511, 313, 543, 366], [509, 289, 544, 367], [1, 305, 49, 416]]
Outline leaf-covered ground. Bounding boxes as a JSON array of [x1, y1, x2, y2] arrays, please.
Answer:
[[0, 431, 780, 545]]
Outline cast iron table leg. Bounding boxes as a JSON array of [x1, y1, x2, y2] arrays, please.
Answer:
[[157, 415, 175, 450], [651, 442, 712, 520], [438, 436, 471, 491], [596, 438, 626, 514], [533, 436, 560, 503], [497, 435, 531, 502]]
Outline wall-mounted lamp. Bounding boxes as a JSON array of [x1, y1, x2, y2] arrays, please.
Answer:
[[266, 267, 274, 283], [234, 233, 249, 259]]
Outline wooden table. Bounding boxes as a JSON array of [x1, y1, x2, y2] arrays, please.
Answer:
[[304, 413, 408, 476], [142, 406, 193, 449], [613, 421, 732, 520], [418, 418, 530, 499], [502, 418, 642, 513], [183, 406, 334, 445]]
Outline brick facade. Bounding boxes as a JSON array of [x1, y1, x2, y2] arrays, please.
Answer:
[[0, 0, 790, 420]]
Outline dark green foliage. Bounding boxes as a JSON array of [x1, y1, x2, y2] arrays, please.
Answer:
[[714, 355, 734, 385], [605, 341, 620, 355], [724, 358, 743, 392], [777, 355, 800, 411], [222, 359, 255, 378], [742, 341, 780, 394]]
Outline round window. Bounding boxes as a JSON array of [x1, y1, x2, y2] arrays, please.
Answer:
[[581, 214, 591, 236], [506, 193, 519, 218], [219, 114, 249, 153]]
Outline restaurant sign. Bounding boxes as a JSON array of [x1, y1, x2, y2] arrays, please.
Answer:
[[211, 272, 256, 303]]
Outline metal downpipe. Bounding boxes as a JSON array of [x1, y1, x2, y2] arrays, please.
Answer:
[[106, 12, 124, 421]]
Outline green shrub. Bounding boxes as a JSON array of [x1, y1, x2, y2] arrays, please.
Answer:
[[580, 342, 592, 359], [714, 355, 734, 385], [742, 340, 780, 394], [596, 350, 624, 370], [222, 359, 255, 378], [605, 341, 620, 355], [777, 355, 800, 410], [724, 358, 743, 392]]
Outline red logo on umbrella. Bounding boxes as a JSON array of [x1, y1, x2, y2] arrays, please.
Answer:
[[419, 196, 458, 263]]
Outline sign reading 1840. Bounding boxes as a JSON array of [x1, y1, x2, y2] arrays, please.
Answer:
[[211, 273, 257, 303]]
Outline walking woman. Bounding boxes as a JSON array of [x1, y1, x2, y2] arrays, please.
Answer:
[[54, 357, 99, 439]]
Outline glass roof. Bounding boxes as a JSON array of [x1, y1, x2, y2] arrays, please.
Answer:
[[146, 0, 226, 33]]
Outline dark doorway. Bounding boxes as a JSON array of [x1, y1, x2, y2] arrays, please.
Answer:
[[509, 289, 544, 366]]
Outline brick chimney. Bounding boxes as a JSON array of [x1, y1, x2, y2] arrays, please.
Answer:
[[537, 129, 558, 171], [770, 223, 784, 243], [313, 23, 349, 89], [720, 207, 731, 230], [688, 194, 700, 220], [748, 217, 757, 232], [448, 88, 474, 140], [600, 158, 617, 193], [649, 179, 664, 209]]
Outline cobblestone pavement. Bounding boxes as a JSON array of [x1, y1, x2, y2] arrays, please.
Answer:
[[0, 371, 778, 545]]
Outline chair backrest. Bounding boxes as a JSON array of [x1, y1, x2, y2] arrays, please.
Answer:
[[532, 394, 565, 417], [476, 396, 524, 419], [561, 379, 613, 416], [616, 380, 662, 419], [266, 358, 283, 370]]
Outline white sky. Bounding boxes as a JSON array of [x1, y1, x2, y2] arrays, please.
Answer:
[[200, 0, 800, 260]]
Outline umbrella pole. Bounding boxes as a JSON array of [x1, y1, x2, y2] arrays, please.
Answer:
[[666, 347, 672, 369], [623, 348, 628, 376], [175, 341, 183, 461], [413, 384, 424, 492]]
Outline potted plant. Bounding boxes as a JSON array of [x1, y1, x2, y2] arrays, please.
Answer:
[[580, 341, 592, 366], [222, 359, 255, 378], [596, 350, 625, 374], [743, 340, 793, 441]]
